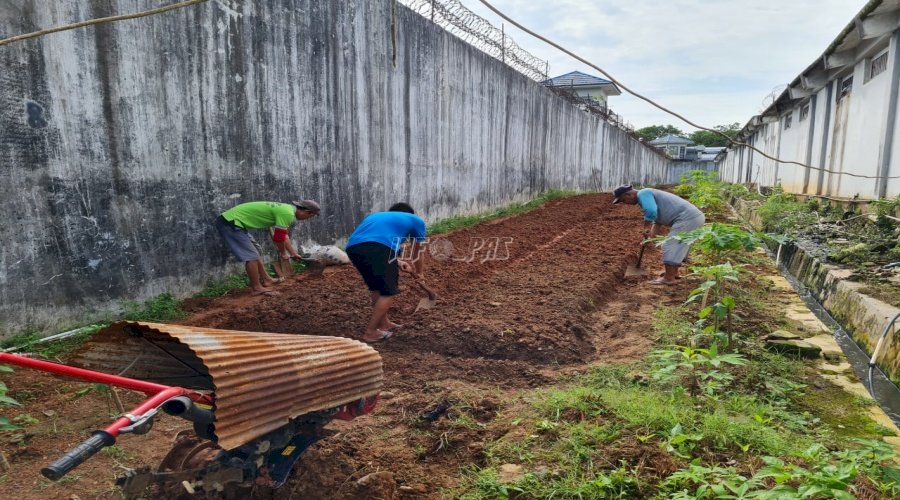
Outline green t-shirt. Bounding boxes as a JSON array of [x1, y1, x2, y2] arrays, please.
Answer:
[[222, 202, 296, 230]]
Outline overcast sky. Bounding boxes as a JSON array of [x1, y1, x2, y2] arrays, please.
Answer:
[[460, 0, 866, 131]]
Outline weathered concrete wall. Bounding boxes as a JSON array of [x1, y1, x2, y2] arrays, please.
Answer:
[[0, 0, 670, 336]]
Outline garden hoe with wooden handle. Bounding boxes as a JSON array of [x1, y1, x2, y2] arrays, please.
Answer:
[[407, 271, 437, 312], [273, 256, 295, 279], [624, 243, 650, 278]]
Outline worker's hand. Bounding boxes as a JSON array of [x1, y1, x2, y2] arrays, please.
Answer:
[[398, 260, 414, 273], [290, 254, 304, 262]]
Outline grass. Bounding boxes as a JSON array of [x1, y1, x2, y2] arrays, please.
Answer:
[[194, 274, 251, 298], [1, 291, 186, 360], [452, 245, 898, 499], [428, 189, 579, 235], [101, 445, 130, 461], [122, 293, 185, 322], [0, 324, 106, 360]]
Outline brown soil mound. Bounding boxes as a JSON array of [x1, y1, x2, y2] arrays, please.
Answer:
[[0, 193, 697, 499]]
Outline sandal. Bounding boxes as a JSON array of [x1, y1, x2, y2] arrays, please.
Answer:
[[250, 289, 281, 297], [362, 330, 394, 343], [650, 277, 677, 286]]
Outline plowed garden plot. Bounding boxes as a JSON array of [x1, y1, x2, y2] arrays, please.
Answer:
[[0, 193, 697, 499]]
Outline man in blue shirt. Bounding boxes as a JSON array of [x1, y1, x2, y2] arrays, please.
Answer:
[[346, 202, 427, 343], [613, 185, 705, 285]]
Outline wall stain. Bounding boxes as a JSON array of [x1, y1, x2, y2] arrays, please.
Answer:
[[0, 0, 670, 336]]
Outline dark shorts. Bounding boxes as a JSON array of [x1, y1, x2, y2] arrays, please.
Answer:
[[347, 242, 399, 296], [215, 216, 262, 262]]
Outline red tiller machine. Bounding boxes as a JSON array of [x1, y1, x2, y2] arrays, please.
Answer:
[[0, 322, 383, 496]]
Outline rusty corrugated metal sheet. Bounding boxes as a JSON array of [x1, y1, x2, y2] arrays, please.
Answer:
[[68, 322, 382, 450]]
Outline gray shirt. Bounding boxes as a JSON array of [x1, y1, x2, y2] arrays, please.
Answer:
[[637, 188, 703, 226]]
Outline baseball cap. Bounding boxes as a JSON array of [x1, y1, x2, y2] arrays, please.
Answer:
[[612, 185, 634, 204], [292, 199, 321, 215]]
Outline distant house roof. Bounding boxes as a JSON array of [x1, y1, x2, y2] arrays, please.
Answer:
[[543, 71, 622, 96], [650, 134, 694, 146]]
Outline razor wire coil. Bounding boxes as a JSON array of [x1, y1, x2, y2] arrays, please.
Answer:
[[399, 0, 548, 82], [399, 0, 635, 133]]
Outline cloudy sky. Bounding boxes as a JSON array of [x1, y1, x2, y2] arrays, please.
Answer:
[[458, 0, 866, 131]]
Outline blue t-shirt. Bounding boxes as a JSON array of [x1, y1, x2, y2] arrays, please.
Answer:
[[346, 212, 427, 251]]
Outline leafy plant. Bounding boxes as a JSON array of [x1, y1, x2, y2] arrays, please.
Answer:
[[663, 223, 763, 265], [0, 364, 20, 431], [756, 187, 821, 236], [662, 423, 704, 458], [673, 171, 728, 216], [652, 343, 747, 398], [687, 264, 740, 349], [662, 463, 764, 499]]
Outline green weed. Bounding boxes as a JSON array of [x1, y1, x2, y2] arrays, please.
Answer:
[[101, 445, 130, 461], [672, 170, 729, 216], [0, 324, 105, 359], [756, 186, 822, 236], [12, 413, 39, 426], [122, 293, 185, 322], [428, 190, 578, 235], [195, 274, 251, 298]]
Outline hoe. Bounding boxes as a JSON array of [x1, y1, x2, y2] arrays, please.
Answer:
[[0, 322, 383, 497]]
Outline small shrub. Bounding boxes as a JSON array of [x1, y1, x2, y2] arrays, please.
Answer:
[[122, 293, 185, 322], [757, 187, 821, 235], [673, 170, 728, 216]]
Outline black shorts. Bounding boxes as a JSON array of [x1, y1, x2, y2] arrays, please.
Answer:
[[347, 242, 400, 296]]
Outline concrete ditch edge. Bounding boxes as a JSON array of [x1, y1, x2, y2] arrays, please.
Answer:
[[732, 198, 900, 383]]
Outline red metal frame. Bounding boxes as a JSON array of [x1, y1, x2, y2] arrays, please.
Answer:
[[0, 353, 214, 437], [333, 395, 379, 421]]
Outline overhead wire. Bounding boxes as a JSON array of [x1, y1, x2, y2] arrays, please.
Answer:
[[474, 0, 900, 181], [0, 0, 208, 47], [1, 0, 897, 182]]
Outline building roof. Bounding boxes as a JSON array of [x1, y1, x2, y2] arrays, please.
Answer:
[[542, 71, 622, 95], [649, 134, 694, 145], [731, 0, 900, 145]]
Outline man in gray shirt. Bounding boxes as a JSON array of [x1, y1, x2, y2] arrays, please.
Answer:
[[613, 185, 705, 284]]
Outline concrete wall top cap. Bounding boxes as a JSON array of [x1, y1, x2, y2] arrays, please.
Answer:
[[292, 200, 321, 214]]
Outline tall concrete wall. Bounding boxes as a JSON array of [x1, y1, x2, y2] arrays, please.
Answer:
[[0, 0, 670, 336]]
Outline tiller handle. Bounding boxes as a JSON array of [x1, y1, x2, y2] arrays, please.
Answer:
[[42, 431, 116, 480]]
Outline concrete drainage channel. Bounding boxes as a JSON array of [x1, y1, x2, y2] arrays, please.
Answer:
[[773, 259, 900, 427]]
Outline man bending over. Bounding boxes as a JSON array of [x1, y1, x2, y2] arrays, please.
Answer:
[[613, 185, 705, 285], [215, 200, 320, 296], [346, 202, 426, 343]]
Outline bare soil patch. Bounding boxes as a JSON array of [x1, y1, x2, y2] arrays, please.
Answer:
[[1, 193, 697, 499]]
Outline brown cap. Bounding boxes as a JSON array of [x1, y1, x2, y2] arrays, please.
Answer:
[[292, 199, 321, 215]]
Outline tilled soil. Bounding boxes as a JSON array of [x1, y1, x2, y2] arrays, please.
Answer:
[[0, 193, 697, 499]]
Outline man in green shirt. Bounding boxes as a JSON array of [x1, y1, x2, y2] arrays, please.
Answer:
[[215, 200, 320, 296]]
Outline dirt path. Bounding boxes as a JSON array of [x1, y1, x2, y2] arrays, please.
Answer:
[[0, 193, 697, 499]]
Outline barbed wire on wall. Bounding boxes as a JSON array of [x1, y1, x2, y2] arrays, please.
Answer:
[[399, 0, 637, 135], [399, 0, 549, 82]]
